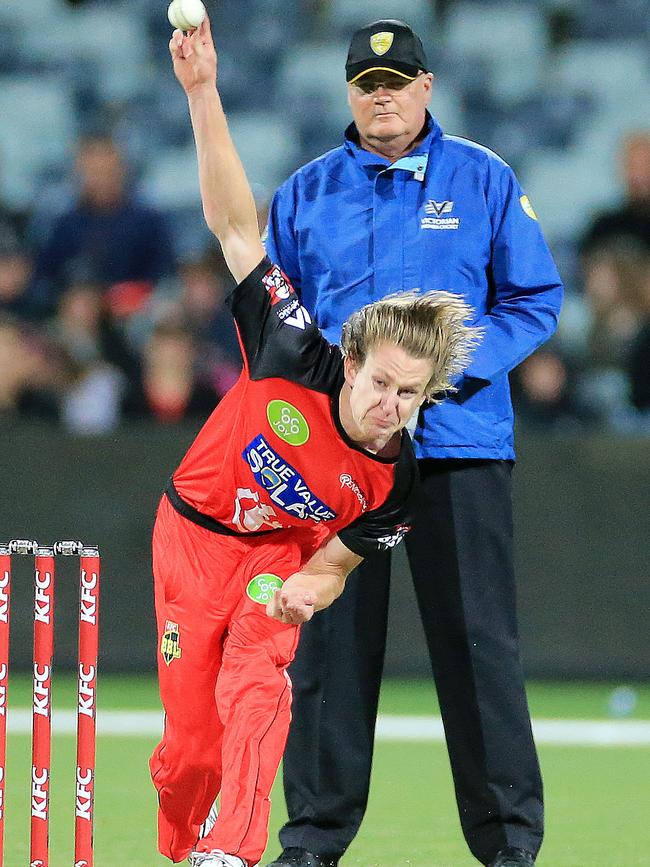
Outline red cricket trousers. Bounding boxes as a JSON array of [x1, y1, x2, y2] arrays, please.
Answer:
[[150, 496, 303, 864]]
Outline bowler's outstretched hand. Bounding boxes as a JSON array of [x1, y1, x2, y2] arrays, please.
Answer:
[[169, 15, 216, 95], [267, 586, 316, 625]]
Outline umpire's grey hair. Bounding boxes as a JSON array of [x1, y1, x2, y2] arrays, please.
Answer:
[[340, 289, 482, 401]]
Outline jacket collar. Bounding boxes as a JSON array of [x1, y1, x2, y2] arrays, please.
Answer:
[[343, 111, 441, 169]]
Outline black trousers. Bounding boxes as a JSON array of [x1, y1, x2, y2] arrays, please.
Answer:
[[279, 460, 543, 866]]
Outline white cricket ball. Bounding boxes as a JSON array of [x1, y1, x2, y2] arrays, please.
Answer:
[[168, 0, 207, 32]]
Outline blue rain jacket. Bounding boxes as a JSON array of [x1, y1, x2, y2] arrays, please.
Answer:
[[265, 114, 563, 459]]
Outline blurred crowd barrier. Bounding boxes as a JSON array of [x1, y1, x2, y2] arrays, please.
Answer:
[[1, 423, 648, 678], [0, 0, 649, 436]]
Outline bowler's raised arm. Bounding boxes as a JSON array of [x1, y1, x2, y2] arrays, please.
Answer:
[[169, 15, 265, 283]]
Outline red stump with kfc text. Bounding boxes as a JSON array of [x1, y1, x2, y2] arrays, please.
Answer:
[[75, 548, 100, 867], [0, 540, 100, 867], [30, 546, 55, 866], [0, 544, 11, 864]]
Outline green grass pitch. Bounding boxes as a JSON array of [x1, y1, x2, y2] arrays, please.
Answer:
[[3, 676, 650, 866]]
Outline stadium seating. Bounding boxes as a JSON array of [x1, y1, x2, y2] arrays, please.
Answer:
[[2, 0, 649, 251]]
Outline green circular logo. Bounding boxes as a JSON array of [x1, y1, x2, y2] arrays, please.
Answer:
[[247, 573, 284, 604], [266, 400, 310, 446]]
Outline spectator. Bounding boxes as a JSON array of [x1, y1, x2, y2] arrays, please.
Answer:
[[627, 259, 650, 412], [0, 226, 34, 321], [141, 246, 241, 394], [0, 315, 59, 421], [30, 134, 176, 316], [581, 131, 650, 257], [56, 345, 126, 436], [49, 278, 139, 381], [122, 322, 218, 424], [0, 162, 30, 244], [576, 132, 650, 425], [574, 247, 645, 424], [45, 279, 141, 434], [510, 348, 580, 431], [175, 249, 241, 392], [175, 247, 239, 355]]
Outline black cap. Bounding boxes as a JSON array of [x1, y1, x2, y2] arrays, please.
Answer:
[[345, 19, 429, 84]]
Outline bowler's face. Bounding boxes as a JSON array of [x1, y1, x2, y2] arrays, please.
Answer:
[[344, 342, 431, 450], [347, 72, 433, 150]]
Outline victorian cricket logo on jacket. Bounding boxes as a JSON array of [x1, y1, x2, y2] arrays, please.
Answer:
[[421, 200, 460, 230]]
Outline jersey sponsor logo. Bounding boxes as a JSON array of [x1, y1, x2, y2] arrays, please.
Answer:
[[422, 200, 460, 230], [160, 620, 182, 666], [277, 297, 300, 319], [278, 301, 312, 330], [370, 32, 394, 56], [377, 524, 411, 549], [519, 194, 538, 220], [263, 265, 294, 305], [267, 400, 310, 446], [243, 435, 337, 523], [339, 473, 368, 511], [247, 573, 284, 605], [263, 264, 313, 330], [232, 487, 284, 532]]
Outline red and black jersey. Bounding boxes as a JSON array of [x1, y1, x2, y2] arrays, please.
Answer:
[[167, 257, 417, 558]]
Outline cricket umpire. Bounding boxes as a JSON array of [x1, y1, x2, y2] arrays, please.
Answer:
[[265, 19, 563, 867]]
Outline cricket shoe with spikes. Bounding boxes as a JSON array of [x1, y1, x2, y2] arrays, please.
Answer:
[[489, 847, 535, 867], [265, 849, 339, 867], [188, 849, 247, 867]]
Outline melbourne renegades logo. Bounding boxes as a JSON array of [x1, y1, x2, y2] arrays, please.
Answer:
[[262, 265, 295, 306], [339, 473, 368, 511], [262, 264, 313, 330]]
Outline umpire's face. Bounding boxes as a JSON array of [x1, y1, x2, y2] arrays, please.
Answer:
[[347, 71, 433, 154]]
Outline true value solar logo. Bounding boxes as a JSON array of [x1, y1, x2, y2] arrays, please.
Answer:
[[243, 434, 336, 522]]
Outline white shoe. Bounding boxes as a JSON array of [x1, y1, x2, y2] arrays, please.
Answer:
[[188, 849, 247, 867], [198, 800, 219, 838]]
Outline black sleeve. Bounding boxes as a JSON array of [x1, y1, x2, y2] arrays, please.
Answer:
[[338, 437, 420, 558], [226, 257, 340, 391]]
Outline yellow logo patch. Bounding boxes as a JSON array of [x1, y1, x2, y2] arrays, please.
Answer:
[[370, 32, 394, 56], [520, 194, 538, 221], [161, 620, 182, 665]]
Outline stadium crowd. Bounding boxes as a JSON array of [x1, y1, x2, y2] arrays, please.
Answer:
[[1, 0, 648, 436], [1, 126, 648, 436], [0, 134, 244, 433]]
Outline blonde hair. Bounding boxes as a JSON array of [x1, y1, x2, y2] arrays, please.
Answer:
[[340, 289, 482, 401]]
